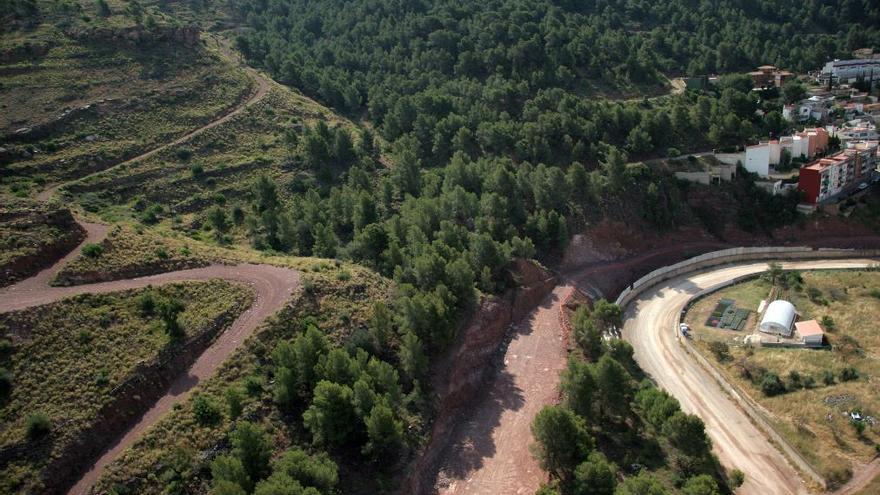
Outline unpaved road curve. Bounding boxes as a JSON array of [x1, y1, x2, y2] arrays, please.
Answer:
[[623, 259, 877, 495], [0, 222, 300, 494]]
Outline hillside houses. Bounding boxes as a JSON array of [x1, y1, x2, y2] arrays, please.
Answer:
[[713, 127, 829, 178]]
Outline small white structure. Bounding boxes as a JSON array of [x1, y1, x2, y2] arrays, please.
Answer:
[[759, 300, 796, 336], [795, 320, 825, 347], [744, 143, 771, 177]]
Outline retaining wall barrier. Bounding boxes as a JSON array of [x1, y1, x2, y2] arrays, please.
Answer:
[[615, 246, 880, 490]]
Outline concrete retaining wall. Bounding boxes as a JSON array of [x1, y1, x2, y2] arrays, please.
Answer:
[[615, 246, 880, 307], [616, 246, 880, 490]]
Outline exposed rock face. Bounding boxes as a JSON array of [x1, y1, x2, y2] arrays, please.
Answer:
[[66, 24, 201, 47], [0, 207, 85, 287], [400, 259, 557, 494], [0, 42, 51, 64]]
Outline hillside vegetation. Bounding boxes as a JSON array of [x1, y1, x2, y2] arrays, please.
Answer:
[[532, 302, 733, 495], [0, 198, 84, 286], [93, 266, 399, 494], [0, 280, 253, 493], [0, 0, 250, 196], [2, 0, 878, 494]]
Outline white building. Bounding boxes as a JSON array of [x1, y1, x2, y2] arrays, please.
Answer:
[[759, 300, 796, 337], [820, 59, 880, 84], [744, 143, 771, 176]]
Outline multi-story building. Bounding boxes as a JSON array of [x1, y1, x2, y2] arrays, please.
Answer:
[[798, 143, 877, 203], [717, 128, 829, 178], [748, 65, 794, 88], [819, 59, 880, 85]]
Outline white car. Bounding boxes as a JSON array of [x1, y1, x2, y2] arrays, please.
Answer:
[[679, 323, 690, 333]]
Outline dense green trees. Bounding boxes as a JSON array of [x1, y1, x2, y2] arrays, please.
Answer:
[[212, 425, 339, 495], [535, 302, 723, 495], [531, 405, 593, 480]]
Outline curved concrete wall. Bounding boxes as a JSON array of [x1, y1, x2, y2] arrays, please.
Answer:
[[615, 246, 880, 307], [615, 247, 880, 489]]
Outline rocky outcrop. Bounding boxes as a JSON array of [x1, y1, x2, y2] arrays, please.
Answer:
[[0, 208, 85, 288], [400, 259, 557, 494], [66, 24, 201, 48]]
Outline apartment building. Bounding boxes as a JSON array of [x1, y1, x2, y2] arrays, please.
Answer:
[[819, 59, 880, 85], [798, 142, 878, 203]]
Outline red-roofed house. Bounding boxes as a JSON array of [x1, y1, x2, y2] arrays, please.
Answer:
[[794, 320, 825, 347]]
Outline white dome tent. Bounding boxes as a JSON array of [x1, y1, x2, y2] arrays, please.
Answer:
[[759, 300, 796, 336]]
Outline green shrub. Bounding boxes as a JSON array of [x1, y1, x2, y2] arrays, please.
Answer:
[[760, 372, 786, 396], [840, 367, 859, 382], [0, 338, 13, 359], [869, 288, 880, 299], [729, 468, 745, 488], [176, 147, 193, 161], [244, 375, 263, 397], [0, 368, 12, 401], [82, 243, 103, 258], [225, 386, 244, 419], [820, 315, 836, 331], [852, 419, 866, 436], [707, 341, 730, 362], [193, 395, 222, 426], [788, 370, 802, 389], [138, 291, 156, 315], [26, 412, 52, 439], [822, 370, 836, 385]]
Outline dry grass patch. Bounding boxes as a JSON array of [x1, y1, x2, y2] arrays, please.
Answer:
[[0, 280, 253, 494], [1, 2, 251, 196], [52, 223, 210, 285], [0, 196, 84, 286], [686, 270, 880, 487]]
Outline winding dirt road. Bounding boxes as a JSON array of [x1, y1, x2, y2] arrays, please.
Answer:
[[37, 38, 271, 202], [0, 221, 300, 494], [623, 259, 877, 495], [0, 33, 304, 494]]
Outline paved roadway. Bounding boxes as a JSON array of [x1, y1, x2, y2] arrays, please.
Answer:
[[623, 259, 876, 495]]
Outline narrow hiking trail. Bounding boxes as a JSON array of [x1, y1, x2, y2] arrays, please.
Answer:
[[0, 218, 301, 495], [36, 36, 272, 202]]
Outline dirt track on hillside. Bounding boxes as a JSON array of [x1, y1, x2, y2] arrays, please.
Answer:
[[36, 41, 271, 202], [0, 220, 300, 495]]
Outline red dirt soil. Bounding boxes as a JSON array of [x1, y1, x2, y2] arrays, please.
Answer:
[[422, 217, 880, 495]]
